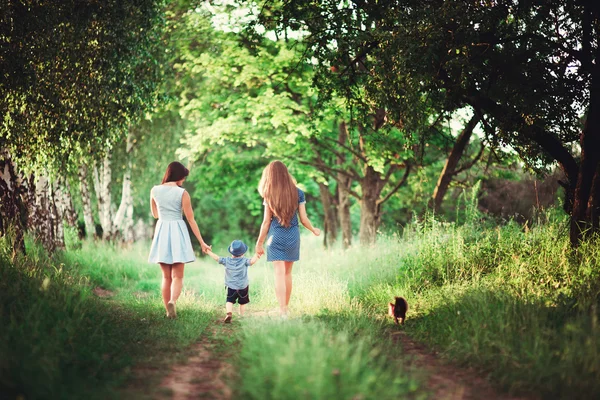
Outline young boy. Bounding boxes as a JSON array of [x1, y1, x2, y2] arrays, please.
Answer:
[[204, 240, 260, 323]]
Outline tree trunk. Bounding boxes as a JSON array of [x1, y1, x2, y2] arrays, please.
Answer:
[[50, 180, 65, 250], [56, 180, 77, 227], [0, 151, 27, 254], [94, 154, 114, 240], [30, 176, 58, 252], [359, 166, 381, 245], [318, 182, 338, 247], [337, 121, 352, 249], [587, 165, 600, 232], [79, 164, 96, 238], [430, 114, 480, 213], [570, 58, 600, 246], [114, 131, 135, 242]]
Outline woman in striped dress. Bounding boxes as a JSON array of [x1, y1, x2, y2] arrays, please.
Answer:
[[255, 161, 321, 317], [148, 161, 211, 318]]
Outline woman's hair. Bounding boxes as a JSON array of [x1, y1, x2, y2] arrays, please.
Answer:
[[162, 161, 189, 184], [258, 161, 298, 228]]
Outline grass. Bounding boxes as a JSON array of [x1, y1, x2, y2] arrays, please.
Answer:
[[2, 205, 600, 399], [0, 238, 214, 400], [358, 209, 600, 399]]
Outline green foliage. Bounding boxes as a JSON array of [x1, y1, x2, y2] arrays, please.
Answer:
[[0, 0, 167, 172], [251, 0, 590, 174]]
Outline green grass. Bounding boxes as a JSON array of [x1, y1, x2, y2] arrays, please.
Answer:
[[358, 210, 600, 399], [3, 207, 600, 399], [0, 238, 214, 400]]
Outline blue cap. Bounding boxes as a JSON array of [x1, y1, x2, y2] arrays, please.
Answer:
[[228, 240, 248, 256]]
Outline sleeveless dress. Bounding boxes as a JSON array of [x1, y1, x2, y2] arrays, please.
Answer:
[[265, 188, 306, 262], [148, 185, 196, 264]]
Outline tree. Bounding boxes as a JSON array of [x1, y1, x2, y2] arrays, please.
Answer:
[[250, 0, 600, 246], [177, 7, 420, 244], [0, 0, 166, 249]]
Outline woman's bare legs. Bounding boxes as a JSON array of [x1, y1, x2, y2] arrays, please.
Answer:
[[160, 263, 172, 313], [284, 262, 294, 308], [170, 263, 185, 303], [274, 261, 294, 316], [273, 261, 287, 315]]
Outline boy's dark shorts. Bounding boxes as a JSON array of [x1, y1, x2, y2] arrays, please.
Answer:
[[226, 286, 250, 305]]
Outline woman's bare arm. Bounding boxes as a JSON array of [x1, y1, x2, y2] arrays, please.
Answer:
[[182, 191, 211, 252], [298, 203, 321, 236], [255, 204, 272, 256], [150, 193, 158, 219]]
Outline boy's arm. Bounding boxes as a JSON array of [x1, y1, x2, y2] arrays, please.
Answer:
[[249, 253, 261, 266], [205, 249, 221, 262]]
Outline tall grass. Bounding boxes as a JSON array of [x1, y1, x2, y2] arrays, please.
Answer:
[[0, 237, 214, 400], [237, 317, 422, 400], [359, 205, 600, 399]]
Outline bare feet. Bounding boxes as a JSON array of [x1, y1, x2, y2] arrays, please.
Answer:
[[167, 301, 177, 319]]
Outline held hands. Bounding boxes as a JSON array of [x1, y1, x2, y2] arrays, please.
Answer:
[[201, 242, 212, 254], [255, 243, 265, 257]]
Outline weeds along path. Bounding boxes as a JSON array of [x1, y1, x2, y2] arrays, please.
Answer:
[[391, 331, 536, 400], [156, 320, 235, 400]]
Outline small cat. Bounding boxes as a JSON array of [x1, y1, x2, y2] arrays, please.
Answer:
[[388, 296, 408, 325]]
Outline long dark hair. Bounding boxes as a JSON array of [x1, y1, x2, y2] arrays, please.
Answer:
[[162, 161, 189, 184]]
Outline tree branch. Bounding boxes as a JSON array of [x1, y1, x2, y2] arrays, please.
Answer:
[[323, 136, 368, 164], [466, 93, 579, 186], [377, 164, 411, 206], [452, 143, 485, 176], [311, 138, 362, 180]]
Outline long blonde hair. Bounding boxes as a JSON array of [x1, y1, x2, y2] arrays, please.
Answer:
[[258, 161, 299, 228]]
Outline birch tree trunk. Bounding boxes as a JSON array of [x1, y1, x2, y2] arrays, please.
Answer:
[[50, 180, 65, 249], [30, 176, 57, 251], [0, 150, 28, 254], [114, 131, 135, 242], [93, 154, 114, 240], [79, 164, 96, 238]]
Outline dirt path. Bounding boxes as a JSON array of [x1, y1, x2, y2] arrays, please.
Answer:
[[157, 321, 234, 400], [391, 331, 538, 400], [142, 314, 537, 400]]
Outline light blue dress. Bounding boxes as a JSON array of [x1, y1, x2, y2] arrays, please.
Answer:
[[148, 185, 196, 264]]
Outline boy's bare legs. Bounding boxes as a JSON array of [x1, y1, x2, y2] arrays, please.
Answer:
[[224, 301, 233, 323], [239, 303, 246, 316]]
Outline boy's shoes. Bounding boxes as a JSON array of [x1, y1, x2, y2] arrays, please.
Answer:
[[167, 301, 177, 319], [223, 312, 232, 323]]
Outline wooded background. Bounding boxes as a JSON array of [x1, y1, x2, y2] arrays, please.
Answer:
[[1, 0, 597, 253]]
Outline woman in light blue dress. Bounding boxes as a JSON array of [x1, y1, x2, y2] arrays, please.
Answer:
[[148, 161, 211, 318]]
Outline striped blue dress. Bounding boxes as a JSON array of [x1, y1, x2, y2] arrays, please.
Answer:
[[265, 188, 306, 262], [148, 185, 196, 264]]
